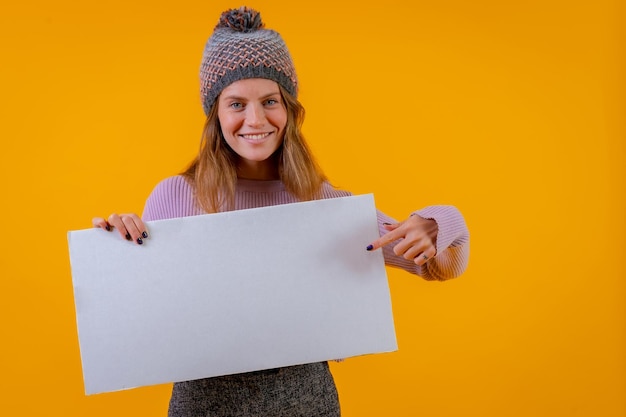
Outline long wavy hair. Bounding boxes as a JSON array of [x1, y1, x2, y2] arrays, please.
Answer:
[[182, 84, 327, 213]]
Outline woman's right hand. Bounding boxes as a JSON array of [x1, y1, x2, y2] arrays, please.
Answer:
[[92, 213, 149, 245]]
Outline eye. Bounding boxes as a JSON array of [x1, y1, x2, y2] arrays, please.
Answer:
[[264, 98, 280, 106], [230, 102, 243, 110]]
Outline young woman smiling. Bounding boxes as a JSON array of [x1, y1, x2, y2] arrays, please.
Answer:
[[92, 6, 469, 416]]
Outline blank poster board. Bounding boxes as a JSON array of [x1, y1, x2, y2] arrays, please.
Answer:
[[67, 194, 397, 395]]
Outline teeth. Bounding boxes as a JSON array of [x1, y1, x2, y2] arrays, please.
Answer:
[[242, 133, 269, 140]]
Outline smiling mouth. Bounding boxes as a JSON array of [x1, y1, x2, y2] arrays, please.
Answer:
[[240, 132, 271, 140]]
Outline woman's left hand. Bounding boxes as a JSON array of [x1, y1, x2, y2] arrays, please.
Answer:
[[367, 214, 438, 266]]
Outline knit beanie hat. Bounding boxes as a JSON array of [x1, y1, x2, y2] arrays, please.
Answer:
[[199, 6, 298, 116]]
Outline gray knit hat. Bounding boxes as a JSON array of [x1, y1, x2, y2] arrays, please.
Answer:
[[199, 7, 298, 116]]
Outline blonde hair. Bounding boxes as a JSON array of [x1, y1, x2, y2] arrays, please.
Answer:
[[182, 84, 327, 213]]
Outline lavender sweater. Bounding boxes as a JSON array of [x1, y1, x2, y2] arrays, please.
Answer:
[[142, 175, 469, 281]]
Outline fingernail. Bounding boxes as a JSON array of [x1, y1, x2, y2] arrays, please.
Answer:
[[105, 225, 111, 231], [137, 238, 143, 245], [125, 233, 131, 241], [382, 222, 391, 226], [142, 231, 148, 239], [366, 244, 374, 251]]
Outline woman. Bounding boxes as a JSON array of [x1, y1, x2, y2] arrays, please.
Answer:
[[93, 7, 469, 416]]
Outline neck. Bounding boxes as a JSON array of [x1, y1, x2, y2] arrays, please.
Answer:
[[236, 157, 280, 180]]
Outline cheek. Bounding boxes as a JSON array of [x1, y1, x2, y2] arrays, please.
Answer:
[[218, 114, 240, 136], [273, 113, 288, 135]]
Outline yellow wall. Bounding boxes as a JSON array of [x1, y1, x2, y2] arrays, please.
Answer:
[[1, 0, 623, 415]]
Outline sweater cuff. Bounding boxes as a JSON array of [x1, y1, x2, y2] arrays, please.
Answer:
[[412, 205, 467, 257]]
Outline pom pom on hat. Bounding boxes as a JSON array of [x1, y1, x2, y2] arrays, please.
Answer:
[[216, 6, 264, 32], [199, 6, 298, 116]]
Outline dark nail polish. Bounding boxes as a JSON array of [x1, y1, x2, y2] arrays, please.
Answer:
[[125, 233, 131, 241], [105, 225, 111, 231], [382, 222, 391, 226], [366, 244, 374, 251], [142, 231, 148, 239], [137, 238, 143, 245]]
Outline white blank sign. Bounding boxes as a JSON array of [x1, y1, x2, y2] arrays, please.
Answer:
[[67, 194, 397, 395]]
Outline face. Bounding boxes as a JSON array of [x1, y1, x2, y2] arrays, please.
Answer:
[[217, 78, 287, 180]]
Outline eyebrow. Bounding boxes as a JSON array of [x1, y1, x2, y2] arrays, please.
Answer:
[[221, 91, 281, 102]]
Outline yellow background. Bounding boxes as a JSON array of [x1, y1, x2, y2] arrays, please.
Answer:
[[1, 0, 623, 415]]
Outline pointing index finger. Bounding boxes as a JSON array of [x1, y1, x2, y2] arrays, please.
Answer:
[[366, 229, 402, 251]]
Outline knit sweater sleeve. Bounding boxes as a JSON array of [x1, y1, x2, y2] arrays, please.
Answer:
[[142, 175, 200, 222], [320, 184, 469, 281]]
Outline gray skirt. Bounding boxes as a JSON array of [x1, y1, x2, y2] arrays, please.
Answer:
[[168, 362, 340, 416]]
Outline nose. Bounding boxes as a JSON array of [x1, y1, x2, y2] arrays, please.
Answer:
[[245, 103, 266, 127]]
